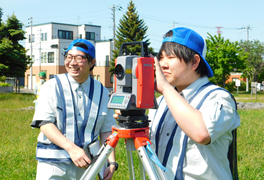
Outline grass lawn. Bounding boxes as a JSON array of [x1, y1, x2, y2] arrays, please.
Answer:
[[0, 92, 263, 179]]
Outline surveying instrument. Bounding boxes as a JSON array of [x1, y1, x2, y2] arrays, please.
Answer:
[[80, 42, 168, 180]]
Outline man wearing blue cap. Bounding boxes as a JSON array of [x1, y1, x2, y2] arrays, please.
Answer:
[[31, 39, 117, 179], [149, 27, 240, 179]]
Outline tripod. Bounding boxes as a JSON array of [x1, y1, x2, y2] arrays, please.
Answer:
[[80, 124, 168, 180]]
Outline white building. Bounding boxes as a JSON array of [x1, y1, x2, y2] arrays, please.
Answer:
[[24, 22, 113, 89]]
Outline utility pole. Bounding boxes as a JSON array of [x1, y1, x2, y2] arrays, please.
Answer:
[[173, 21, 179, 29], [28, 17, 33, 90], [111, 4, 122, 50], [239, 25, 252, 41], [216, 26, 223, 35], [77, 16, 80, 39], [39, 28, 42, 73], [239, 25, 252, 91], [110, 4, 122, 93]]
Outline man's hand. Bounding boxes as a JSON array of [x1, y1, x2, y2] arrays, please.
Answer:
[[153, 56, 171, 95], [67, 145, 91, 169], [40, 123, 91, 169], [113, 110, 121, 120], [103, 165, 116, 180]]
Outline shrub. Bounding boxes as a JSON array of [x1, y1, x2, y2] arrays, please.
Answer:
[[239, 81, 247, 91], [0, 82, 12, 87], [225, 81, 236, 92], [0, 76, 6, 83]]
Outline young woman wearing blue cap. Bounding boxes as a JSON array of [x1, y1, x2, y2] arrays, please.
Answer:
[[31, 39, 117, 180], [148, 27, 240, 179]]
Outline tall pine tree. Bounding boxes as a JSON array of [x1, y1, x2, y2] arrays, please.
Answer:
[[109, 0, 153, 74]]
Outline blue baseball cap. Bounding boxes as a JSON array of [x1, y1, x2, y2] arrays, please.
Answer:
[[66, 39, 95, 59], [162, 27, 213, 78]]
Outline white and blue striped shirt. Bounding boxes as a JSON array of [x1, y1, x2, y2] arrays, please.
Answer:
[[149, 77, 240, 180]]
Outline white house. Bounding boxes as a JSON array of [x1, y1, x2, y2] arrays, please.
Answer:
[[24, 22, 113, 89]]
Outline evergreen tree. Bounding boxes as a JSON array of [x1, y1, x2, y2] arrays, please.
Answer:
[[0, 7, 3, 24], [0, 11, 30, 78], [206, 33, 246, 88], [109, 0, 153, 74]]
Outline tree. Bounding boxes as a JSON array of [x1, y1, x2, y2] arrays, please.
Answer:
[[206, 33, 246, 88], [239, 40, 264, 82], [0, 7, 3, 24], [109, 0, 153, 74], [0, 11, 30, 78]]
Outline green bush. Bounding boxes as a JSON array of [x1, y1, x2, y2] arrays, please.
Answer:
[[239, 81, 247, 91], [0, 76, 6, 83], [225, 81, 249, 92], [225, 81, 236, 92], [0, 82, 12, 87]]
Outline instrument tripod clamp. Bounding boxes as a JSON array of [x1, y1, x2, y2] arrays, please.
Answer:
[[80, 125, 168, 180]]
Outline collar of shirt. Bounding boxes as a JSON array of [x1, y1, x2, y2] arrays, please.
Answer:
[[68, 74, 90, 93], [180, 76, 210, 103]]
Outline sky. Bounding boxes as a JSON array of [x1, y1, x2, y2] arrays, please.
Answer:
[[1, 0, 264, 52]]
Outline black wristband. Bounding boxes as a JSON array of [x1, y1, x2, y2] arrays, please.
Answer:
[[107, 162, 118, 171]]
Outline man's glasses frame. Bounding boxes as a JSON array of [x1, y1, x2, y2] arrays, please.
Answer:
[[64, 54, 87, 63]]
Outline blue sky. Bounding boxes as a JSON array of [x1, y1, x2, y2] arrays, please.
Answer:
[[1, 0, 264, 52]]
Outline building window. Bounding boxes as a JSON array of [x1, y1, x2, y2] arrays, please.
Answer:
[[41, 33, 47, 41], [110, 75, 114, 83], [97, 75, 100, 82], [86, 32, 95, 40], [41, 52, 48, 63], [41, 52, 54, 63], [93, 75, 96, 79], [48, 52, 54, 63], [80, 34, 82, 39], [29, 34, 35, 42], [58, 30, 73, 40], [106, 55, 110, 66]]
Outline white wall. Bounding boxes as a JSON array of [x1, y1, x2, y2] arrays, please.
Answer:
[[95, 41, 113, 66]]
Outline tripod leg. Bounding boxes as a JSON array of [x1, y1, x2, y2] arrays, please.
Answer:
[[138, 155, 146, 180], [80, 144, 114, 180], [127, 150, 136, 180], [137, 146, 168, 180], [126, 138, 136, 180]]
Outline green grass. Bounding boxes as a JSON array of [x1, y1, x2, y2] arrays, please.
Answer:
[[0, 93, 38, 180], [0, 93, 263, 179], [237, 110, 264, 179]]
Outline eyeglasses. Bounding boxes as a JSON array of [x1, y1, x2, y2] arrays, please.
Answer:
[[65, 54, 87, 63]]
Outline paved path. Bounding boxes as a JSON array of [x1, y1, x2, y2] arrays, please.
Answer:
[[16, 88, 34, 94]]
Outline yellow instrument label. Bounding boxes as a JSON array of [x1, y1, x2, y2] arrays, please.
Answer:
[[125, 69, 132, 74]]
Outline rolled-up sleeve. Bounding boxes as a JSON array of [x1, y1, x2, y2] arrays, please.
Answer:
[[31, 79, 57, 128], [200, 91, 240, 144]]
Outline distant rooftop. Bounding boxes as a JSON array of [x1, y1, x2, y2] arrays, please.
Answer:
[[25, 22, 101, 28]]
